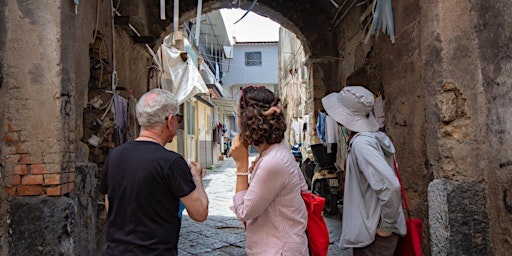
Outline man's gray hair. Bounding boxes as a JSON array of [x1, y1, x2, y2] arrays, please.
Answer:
[[136, 89, 179, 128]]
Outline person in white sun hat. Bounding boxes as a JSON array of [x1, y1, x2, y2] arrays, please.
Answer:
[[322, 86, 406, 256]]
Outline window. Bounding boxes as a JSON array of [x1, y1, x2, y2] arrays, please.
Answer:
[[245, 52, 262, 66]]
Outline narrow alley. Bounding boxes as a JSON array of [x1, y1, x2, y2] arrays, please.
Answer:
[[178, 155, 350, 256]]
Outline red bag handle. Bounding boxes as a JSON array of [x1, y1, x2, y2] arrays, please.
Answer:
[[393, 155, 411, 218]]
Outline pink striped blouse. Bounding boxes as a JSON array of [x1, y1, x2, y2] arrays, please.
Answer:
[[232, 142, 309, 256]]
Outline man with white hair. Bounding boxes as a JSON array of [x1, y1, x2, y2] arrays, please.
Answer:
[[322, 86, 406, 256], [99, 89, 209, 256]]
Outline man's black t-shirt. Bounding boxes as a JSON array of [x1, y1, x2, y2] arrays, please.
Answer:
[[99, 141, 196, 256]]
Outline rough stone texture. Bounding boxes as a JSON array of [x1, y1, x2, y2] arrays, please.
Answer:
[[474, 1, 512, 255], [0, 0, 8, 253], [429, 179, 491, 255], [8, 164, 97, 256], [70, 163, 98, 256], [9, 196, 76, 255]]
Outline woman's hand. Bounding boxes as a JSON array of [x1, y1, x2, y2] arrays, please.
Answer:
[[230, 135, 249, 166], [231, 135, 250, 192]]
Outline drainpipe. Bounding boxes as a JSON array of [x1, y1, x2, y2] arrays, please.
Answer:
[[174, 0, 179, 33], [160, 0, 166, 20], [111, 0, 116, 91], [194, 0, 203, 47]]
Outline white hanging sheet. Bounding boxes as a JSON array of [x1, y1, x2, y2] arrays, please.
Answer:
[[157, 35, 209, 105]]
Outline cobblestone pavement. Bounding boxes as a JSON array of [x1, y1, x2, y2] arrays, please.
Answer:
[[178, 155, 352, 256]]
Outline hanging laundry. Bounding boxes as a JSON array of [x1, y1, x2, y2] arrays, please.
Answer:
[[291, 120, 300, 145], [364, 0, 395, 43], [157, 34, 209, 105], [111, 94, 128, 146], [325, 115, 339, 144], [316, 111, 326, 143]]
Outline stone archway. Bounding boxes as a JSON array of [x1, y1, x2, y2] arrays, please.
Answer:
[[2, 0, 512, 255]]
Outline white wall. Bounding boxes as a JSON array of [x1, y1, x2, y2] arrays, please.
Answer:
[[221, 42, 279, 98]]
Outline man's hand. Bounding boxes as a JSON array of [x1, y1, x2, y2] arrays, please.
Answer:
[[376, 228, 392, 237], [189, 161, 203, 179], [182, 161, 209, 222]]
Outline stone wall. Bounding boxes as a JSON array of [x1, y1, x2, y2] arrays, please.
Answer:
[[421, 0, 512, 254], [473, 1, 512, 255], [338, 0, 511, 254], [0, 0, 153, 254]]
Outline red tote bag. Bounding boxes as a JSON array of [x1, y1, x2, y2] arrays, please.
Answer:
[[392, 156, 423, 256], [302, 191, 330, 256]]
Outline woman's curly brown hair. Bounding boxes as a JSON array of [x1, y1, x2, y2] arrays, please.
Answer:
[[238, 86, 286, 147]]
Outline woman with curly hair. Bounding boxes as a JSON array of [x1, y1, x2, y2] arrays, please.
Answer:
[[230, 86, 309, 256]]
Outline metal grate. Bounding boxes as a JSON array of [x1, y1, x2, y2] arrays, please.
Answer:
[[245, 51, 262, 66]]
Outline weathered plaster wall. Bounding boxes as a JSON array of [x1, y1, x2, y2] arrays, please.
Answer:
[[0, 0, 152, 253], [474, 1, 512, 255], [113, 29, 152, 99], [421, 0, 506, 254], [2, 0, 64, 195], [0, 0, 7, 253], [0, 0, 75, 254]]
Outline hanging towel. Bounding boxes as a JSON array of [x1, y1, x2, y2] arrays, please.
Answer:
[[325, 115, 339, 144], [316, 111, 326, 143], [111, 94, 128, 146]]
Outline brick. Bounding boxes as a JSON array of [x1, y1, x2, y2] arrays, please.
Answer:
[[13, 175, 21, 185], [30, 164, 47, 174], [20, 154, 43, 165], [69, 172, 75, 182], [22, 174, 44, 185], [13, 165, 28, 175], [43, 152, 61, 164], [30, 164, 60, 174], [4, 186, 16, 196], [17, 185, 44, 196], [43, 174, 61, 185], [46, 185, 61, 196], [4, 146, 16, 155], [60, 173, 69, 183], [15, 144, 30, 154], [7, 123, 15, 132], [62, 182, 74, 195], [4, 132, 19, 142], [4, 155, 20, 165]]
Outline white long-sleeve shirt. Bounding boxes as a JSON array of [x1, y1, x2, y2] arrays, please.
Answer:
[[340, 132, 407, 248]]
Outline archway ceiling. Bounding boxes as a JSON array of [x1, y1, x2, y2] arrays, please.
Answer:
[[134, 0, 340, 58]]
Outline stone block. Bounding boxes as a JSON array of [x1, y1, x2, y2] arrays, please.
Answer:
[[9, 196, 76, 255], [428, 179, 491, 255]]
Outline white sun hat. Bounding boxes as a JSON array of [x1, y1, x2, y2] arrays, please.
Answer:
[[321, 86, 379, 132]]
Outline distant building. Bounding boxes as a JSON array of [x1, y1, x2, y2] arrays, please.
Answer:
[[222, 41, 279, 97]]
